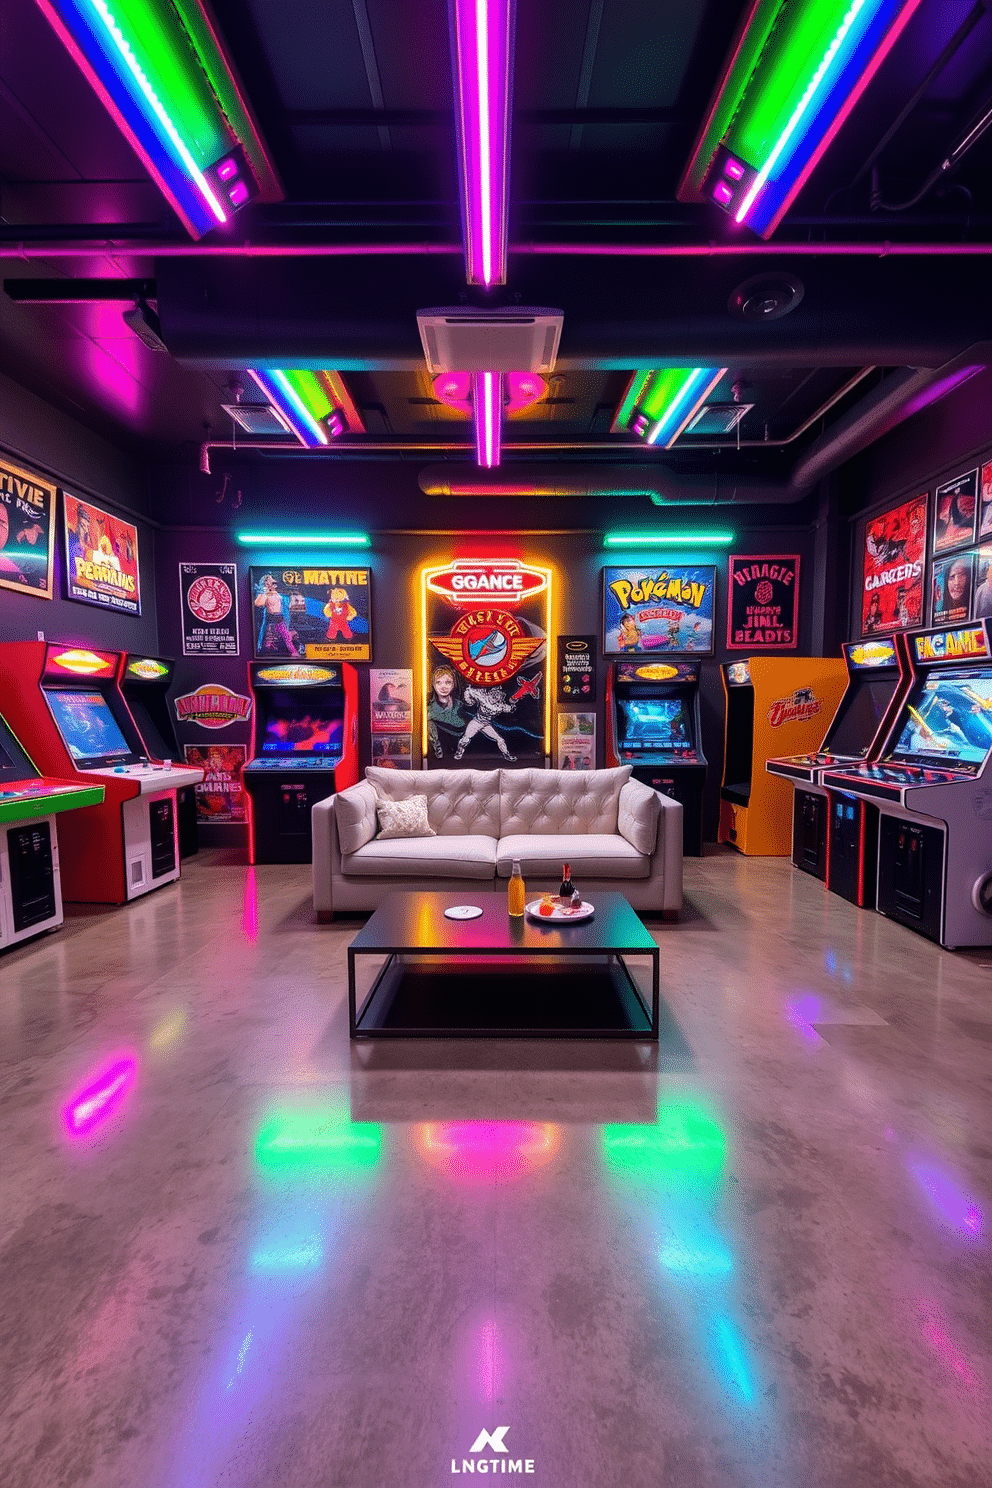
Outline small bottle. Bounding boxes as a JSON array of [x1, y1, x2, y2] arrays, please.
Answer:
[[508, 860, 526, 917], [559, 862, 574, 905]]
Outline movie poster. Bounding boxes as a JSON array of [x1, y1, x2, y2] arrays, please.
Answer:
[[184, 744, 247, 824], [63, 492, 140, 615], [370, 668, 413, 734], [603, 566, 715, 655], [422, 558, 550, 768], [975, 546, 992, 620], [861, 493, 927, 635], [249, 565, 371, 661], [0, 457, 55, 599], [933, 469, 978, 555], [727, 555, 800, 650], [179, 562, 239, 656], [931, 552, 975, 627], [556, 711, 595, 770], [980, 462, 992, 542], [371, 735, 413, 769]]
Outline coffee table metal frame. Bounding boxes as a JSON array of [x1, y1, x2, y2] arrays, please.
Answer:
[[346, 890, 660, 1039]]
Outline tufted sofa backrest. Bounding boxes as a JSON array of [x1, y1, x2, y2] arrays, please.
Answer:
[[365, 766, 501, 836], [499, 765, 631, 836]]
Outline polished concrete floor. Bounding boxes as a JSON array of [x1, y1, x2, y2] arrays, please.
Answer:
[[0, 848, 989, 1488]]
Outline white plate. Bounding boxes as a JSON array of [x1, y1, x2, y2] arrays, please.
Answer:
[[524, 899, 595, 924], [444, 904, 483, 920]]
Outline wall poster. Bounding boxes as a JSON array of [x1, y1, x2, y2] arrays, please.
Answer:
[[860, 493, 927, 635], [63, 492, 140, 615], [370, 668, 413, 735], [0, 456, 55, 599], [933, 468, 978, 555], [603, 566, 716, 655], [184, 744, 247, 824], [557, 635, 596, 704], [371, 736, 413, 768], [179, 563, 239, 655], [556, 711, 595, 770], [727, 555, 800, 649], [975, 546, 992, 620], [422, 558, 550, 768], [931, 551, 974, 628], [250, 565, 371, 661]]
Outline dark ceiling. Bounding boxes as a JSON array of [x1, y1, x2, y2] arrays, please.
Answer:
[[1, 0, 992, 487]]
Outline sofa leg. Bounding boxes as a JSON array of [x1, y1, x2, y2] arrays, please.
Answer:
[[316, 910, 334, 923], [660, 908, 680, 923]]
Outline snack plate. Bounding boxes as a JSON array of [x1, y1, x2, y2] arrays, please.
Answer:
[[524, 899, 595, 924]]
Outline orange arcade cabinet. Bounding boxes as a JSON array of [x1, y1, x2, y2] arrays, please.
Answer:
[[0, 643, 203, 904], [719, 656, 847, 855], [242, 660, 359, 863], [0, 706, 104, 949]]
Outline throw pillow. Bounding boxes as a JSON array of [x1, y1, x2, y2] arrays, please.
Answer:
[[376, 793, 437, 840]]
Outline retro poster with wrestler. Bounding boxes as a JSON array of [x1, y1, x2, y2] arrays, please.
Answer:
[[421, 558, 551, 768]]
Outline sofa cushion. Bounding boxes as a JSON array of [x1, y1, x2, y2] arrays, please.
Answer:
[[366, 765, 501, 837], [499, 765, 632, 836], [343, 834, 498, 879], [617, 778, 661, 855], [335, 781, 378, 856], [375, 794, 436, 840], [496, 833, 649, 880]]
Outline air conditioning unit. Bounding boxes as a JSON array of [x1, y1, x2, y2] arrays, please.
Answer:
[[417, 308, 564, 374], [222, 402, 293, 436]]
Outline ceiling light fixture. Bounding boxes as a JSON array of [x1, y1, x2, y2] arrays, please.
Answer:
[[473, 371, 502, 468], [604, 533, 735, 548], [236, 533, 371, 547], [34, 0, 281, 238], [244, 369, 363, 445], [449, 0, 515, 285], [678, 0, 923, 237], [614, 368, 727, 447]]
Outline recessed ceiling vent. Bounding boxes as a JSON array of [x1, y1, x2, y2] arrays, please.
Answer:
[[417, 307, 563, 373], [685, 401, 754, 435], [222, 402, 292, 435]]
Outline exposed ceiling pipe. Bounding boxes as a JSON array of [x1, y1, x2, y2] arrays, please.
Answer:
[[418, 352, 990, 503]]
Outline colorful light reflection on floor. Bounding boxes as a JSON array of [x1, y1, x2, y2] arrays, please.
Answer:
[[602, 1102, 727, 1185], [61, 1055, 138, 1137], [253, 1109, 383, 1174], [908, 1160, 984, 1238], [414, 1121, 560, 1181]]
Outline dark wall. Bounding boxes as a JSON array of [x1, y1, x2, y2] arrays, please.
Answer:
[[0, 369, 159, 653]]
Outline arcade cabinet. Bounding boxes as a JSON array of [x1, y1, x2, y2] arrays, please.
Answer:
[[606, 660, 707, 855], [719, 656, 847, 855], [765, 637, 910, 902], [0, 710, 104, 949], [119, 652, 200, 858], [242, 660, 359, 863], [0, 643, 202, 904], [823, 620, 992, 949]]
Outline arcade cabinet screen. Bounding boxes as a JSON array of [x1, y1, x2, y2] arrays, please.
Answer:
[[887, 668, 992, 770], [262, 708, 342, 754], [619, 697, 694, 750], [47, 690, 132, 765], [825, 678, 897, 758]]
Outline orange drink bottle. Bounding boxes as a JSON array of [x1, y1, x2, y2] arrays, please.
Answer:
[[508, 860, 526, 917]]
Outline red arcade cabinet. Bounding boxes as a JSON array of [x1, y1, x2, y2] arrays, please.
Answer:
[[242, 660, 359, 863], [0, 642, 203, 904]]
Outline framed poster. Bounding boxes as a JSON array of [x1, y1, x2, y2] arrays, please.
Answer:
[[933, 469, 978, 555], [370, 668, 413, 735], [179, 563, 239, 655], [0, 456, 55, 599], [931, 552, 974, 627], [557, 635, 596, 704], [974, 546, 992, 620], [861, 493, 927, 635], [371, 735, 413, 768], [250, 565, 371, 661], [603, 566, 715, 656], [727, 555, 800, 650], [980, 461, 992, 542], [556, 711, 595, 770], [184, 744, 247, 824], [63, 492, 140, 616]]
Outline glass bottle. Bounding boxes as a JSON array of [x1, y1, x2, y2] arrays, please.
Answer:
[[508, 860, 526, 917], [559, 862, 574, 905]]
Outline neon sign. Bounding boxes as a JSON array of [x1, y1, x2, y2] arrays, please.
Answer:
[[48, 647, 116, 677], [425, 560, 549, 606]]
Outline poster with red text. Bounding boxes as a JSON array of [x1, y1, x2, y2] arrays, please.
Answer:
[[727, 555, 799, 649], [63, 492, 140, 615], [184, 744, 247, 824], [861, 493, 927, 636]]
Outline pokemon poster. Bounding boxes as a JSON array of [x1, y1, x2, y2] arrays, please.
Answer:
[[63, 492, 140, 615], [249, 566, 371, 661], [603, 566, 715, 656], [422, 559, 549, 768], [860, 493, 927, 636]]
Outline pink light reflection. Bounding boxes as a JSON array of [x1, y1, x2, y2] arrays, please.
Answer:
[[480, 1319, 502, 1400], [62, 1055, 138, 1137], [918, 1299, 984, 1394], [242, 868, 258, 943], [415, 1121, 559, 1181]]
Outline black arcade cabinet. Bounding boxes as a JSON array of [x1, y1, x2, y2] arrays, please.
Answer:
[[606, 660, 707, 855], [242, 660, 359, 863], [119, 653, 199, 858]]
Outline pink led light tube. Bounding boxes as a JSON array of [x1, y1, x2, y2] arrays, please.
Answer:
[[473, 371, 502, 467], [449, 0, 515, 286]]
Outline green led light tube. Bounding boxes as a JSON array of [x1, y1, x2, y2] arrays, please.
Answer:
[[604, 533, 734, 547], [236, 532, 371, 547]]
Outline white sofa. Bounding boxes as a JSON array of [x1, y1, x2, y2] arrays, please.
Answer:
[[312, 764, 683, 917]]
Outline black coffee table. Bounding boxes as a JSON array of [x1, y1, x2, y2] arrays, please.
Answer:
[[347, 890, 660, 1039]]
